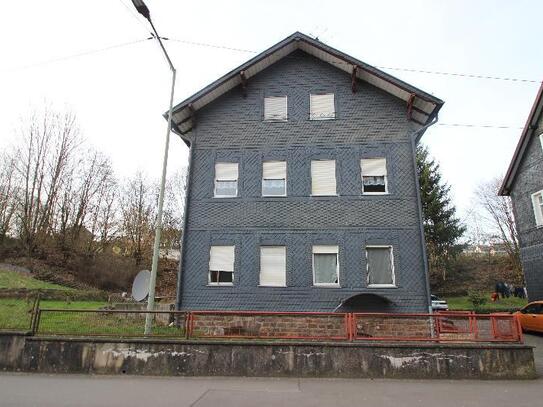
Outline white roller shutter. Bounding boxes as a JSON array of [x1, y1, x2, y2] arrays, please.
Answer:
[[532, 191, 543, 226], [260, 246, 286, 286], [313, 245, 339, 254], [215, 162, 238, 181], [311, 160, 336, 195], [263, 161, 286, 179], [540, 134, 543, 151], [209, 246, 235, 271], [310, 93, 335, 120], [361, 158, 387, 176], [264, 96, 287, 121]]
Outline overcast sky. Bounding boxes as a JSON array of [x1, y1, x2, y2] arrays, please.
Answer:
[[1, 0, 541, 219]]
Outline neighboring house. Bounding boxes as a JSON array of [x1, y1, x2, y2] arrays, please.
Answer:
[[169, 32, 443, 312], [500, 83, 543, 301]]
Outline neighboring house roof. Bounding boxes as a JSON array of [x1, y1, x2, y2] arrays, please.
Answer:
[[167, 32, 444, 141], [499, 82, 543, 196]]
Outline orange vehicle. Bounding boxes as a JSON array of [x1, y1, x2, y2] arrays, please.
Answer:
[[514, 301, 543, 333]]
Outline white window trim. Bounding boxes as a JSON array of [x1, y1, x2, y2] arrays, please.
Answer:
[[262, 161, 287, 197], [309, 93, 336, 121], [312, 245, 340, 287], [361, 158, 388, 195], [539, 133, 543, 151], [531, 190, 543, 227], [366, 245, 396, 288], [263, 95, 288, 122], [259, 246, 287, 287]]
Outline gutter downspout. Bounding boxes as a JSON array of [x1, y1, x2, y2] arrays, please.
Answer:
[[175, 140, 194, 310], [408, 115, 438, 313]]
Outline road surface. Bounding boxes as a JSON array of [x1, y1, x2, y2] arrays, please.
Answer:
[[1, 334, 541, 407]]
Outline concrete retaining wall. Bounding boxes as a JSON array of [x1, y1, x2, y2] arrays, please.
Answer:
[[0, 334, 536, 379]]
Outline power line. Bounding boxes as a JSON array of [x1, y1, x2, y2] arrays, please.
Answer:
[[163, 37, 541, 84], [117, 0, 154, 37], [437, 123, 524, 130], [2, 38, 152, 72]]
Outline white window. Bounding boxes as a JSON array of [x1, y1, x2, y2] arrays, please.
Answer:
[[214, 162, 238, 197], [310, 93, 335, 120], [539, 133, 543, 151], [361, 158, 388, 194], [209, 246, 235, 285], [311, 160, 336, 196], [260, 246, 286, 286], [312, 245, 339, 286], [366, 246, 395, 287], [262, 161, 287, 196], [532, 190, 543, 227], [264, 96, 288, 121]]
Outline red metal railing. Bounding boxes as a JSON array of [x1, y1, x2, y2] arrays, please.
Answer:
[[25, 306, 523, 343]]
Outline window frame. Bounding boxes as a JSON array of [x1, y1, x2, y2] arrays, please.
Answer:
[[263, 95, 288, 122], [531, 190, 543, 227], [312, 245, 340, 287], [366, 245, 396, 288], [259, 246, 287, 287], [262, 160, 287, 197], [361, 158, 388, 195], [208, 245, 235, 286], [309, 93, 336, 121], [214, 162, 239, 198], [310, 159, 337, 196]]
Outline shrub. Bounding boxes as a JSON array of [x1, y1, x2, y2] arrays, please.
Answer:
[[468, 290, 487, 309]]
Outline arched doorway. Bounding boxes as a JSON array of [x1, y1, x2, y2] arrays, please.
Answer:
[[334, 293, 393, 313]]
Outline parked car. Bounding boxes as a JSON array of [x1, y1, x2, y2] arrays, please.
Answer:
[[431, 295, 449, 312], [514, 301, 543, 333]]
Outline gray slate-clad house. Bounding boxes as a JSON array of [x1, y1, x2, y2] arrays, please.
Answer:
[[500, 83, 543, 302], [169, 32, 443, 312]]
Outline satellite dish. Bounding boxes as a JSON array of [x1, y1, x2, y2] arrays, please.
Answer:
[[132, 270, 151, 302]]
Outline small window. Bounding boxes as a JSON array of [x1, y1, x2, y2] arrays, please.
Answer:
[[262, 161, 287, 196], [260, 246, 286, 286], [361, 158, 387, 194], [209, 246, 235, 285], [310, 93, 335, 120], [366, 246, 395, 287], [311, 160, 336, 196], [531, 190, 543, 227], [264, 96, 288, 121], [313, 245, 339, 286], [540, 133, 543, 151], [214, 162, 238, 197]]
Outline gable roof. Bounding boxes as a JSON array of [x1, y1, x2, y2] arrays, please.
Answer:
[[499, 82, 543, 196], [168, 32, 444, 140]]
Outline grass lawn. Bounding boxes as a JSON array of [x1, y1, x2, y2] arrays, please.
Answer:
[[0, 298, 185, 337], [0, 269, 74, 291], [445, 293, 527, 312]]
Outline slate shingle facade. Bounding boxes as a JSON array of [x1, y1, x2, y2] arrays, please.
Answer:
[[175, 49, 435, 312]]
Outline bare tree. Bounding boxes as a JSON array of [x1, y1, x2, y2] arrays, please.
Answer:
[[120, 172, 156, 266], [13, 108, 81, 253], [0, 153, 20, 242], [475, 177, 521, 273]]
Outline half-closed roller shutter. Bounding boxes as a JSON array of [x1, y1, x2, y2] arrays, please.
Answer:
[[215, 163, 238, 181], [209, 246, 235, 272], [260, 246, 286, 286], [361, 158, 387, 176], [311, 160, 336, 195], [264, 96, 287, 121], [263, 161, 286, 179]]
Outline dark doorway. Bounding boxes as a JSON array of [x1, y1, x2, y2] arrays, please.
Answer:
[[335, 293, 393, 313]]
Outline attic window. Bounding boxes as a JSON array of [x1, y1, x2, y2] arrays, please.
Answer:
[[264, 96, 288, 121], [310, 93, 335, 120]]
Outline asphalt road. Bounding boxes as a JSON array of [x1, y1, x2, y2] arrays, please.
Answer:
[[1, 334, 542, 407]]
